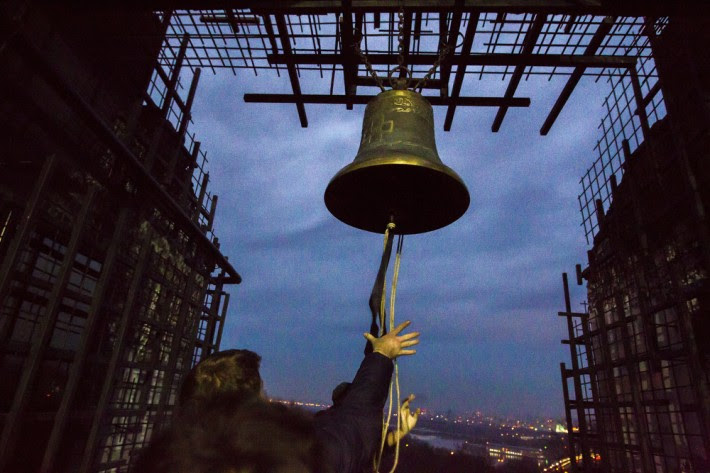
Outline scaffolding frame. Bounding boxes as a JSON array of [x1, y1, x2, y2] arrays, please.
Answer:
[[560, 16, 710, 473], [152, 7, 668, 132], [0, 6, 238, 473]]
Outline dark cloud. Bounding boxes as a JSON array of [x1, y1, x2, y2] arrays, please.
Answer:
[[189, 70, 604, 418]]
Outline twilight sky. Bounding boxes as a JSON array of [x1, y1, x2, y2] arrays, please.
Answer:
[[187, 65, 610, 419]]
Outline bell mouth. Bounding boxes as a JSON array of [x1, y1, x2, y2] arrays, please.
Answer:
[[324, 155, 470, 235]]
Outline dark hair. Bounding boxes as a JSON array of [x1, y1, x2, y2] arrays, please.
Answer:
[[331, 382, 351, 405], [179, 349, 263, 405], [134, 395, 320, 473]]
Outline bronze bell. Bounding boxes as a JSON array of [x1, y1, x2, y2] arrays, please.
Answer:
[[324, 89, 470, 234]]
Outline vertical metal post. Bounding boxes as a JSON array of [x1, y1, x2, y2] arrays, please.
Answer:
[[176, 269, 214, 379], [166, 67, 201, 187], [0, 182, 98, 470], [560, 363, 577, 473], [594, 298, 631, 472], [563, 273, 589, 471], [161, 34, 190, 118], [39, 207, 130, 473], [629, 68, 651, 140], [197, 172, 209, 218], [207, 195, 218, 232], [177, 67, 201, 138], [203, 276, 224, 356], [580, 309, 611, 472], [78, 223, 154, 473], [151, 263, 200, 429], [616, 294, 655, 473], [0, 154, 57, 338], [214, 292, 230, 350]]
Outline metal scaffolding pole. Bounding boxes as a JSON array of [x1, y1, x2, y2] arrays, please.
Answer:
[[0, 183, 99, 470], [38, 206, 130, 473], [78, 224, 154, 473]]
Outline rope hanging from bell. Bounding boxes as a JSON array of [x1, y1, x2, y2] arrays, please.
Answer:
[[323, 7, 471, 473]]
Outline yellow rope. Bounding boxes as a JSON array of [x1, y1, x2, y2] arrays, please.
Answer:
[[388, 234, 403, 473], [374, 229, 404, 473]]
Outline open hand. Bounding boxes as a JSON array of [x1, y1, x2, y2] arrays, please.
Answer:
[[387, 394, 421, 446], [364, 320, 419, 359]]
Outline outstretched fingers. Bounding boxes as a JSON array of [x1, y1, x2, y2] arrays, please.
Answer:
[[391, 320, 411, 336], [399, 331, 419, 341]]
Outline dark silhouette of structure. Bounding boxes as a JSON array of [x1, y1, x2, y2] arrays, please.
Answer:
[[0, 5, 238, 473], [0, 2, 707, 472], [560, 17, 710, 473]]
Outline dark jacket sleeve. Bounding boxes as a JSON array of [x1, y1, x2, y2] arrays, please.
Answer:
[[314, 352, 393, 473]]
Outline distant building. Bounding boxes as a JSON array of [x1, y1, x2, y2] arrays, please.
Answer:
[[0, 4, 238, 472], [560, 17, 710, 473], [487, 442, 546, 468]]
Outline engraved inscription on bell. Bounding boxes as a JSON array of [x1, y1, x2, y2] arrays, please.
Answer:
[[392, 96, 414, 113], [324, 88, 470, 235]]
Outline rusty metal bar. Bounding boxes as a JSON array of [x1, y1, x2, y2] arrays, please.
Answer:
[[214, 291, 230, 349], [201, 277, 225, 357], [355, 75, 442, 90], [151, 263, 201, 431], [444, 11, 479, 131], [438, 5, 462, 96], [162, 34, 190, 117], [78, 224, 154, 473], [61, 1, 710, 16], [275, 14, 308, 126], [244, 93, 530, 107], [267, 52, 636, 68], [593, 298, 631, 472], [579, 304, 611, 472], [615, 294, 655, 473], [10, 34, 240, 283], [39, 207, 130, 473], [340, 2, 358, 110], [562, 272, 589, 470], [177, 67, 201, 137], [0, 184, 98, 469], [560, 363, 577, 473], [207, 195, 218, 232], [491, 13, 546, 132], [0, 154, 57, 341], [540, 16, 616, 135]]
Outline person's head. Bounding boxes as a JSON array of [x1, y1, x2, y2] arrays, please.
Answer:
[[331, 382, 351, 406], [134, 395, 320, 473], [179, 349, 263, 405]]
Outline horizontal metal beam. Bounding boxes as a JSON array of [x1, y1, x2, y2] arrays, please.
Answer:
[[354, 75, 443, 90], [244, 93, 530, 107], [49, 1, 710, 17], [268, 53, 636, 69]]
